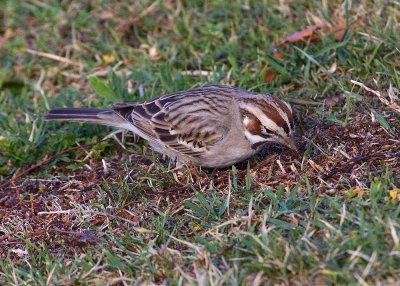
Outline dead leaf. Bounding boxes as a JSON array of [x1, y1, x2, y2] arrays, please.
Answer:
[[324, 95, 342, 107], [263, 53, 285, 82], [264, 70, 276, 82], [149, 45, 160, 61], [333, 18, 366, 42], [288, 215, 299, 225], [333, 21, 347, 42], [272, 53, 285, 61], [328, 62, 337, 73], [117, 19, 134, 34], [0, 28, 13, 49], [278, 18, 365, 47], [102, 54, 116, 64], [99, 10, 114, 20], [279, 25, 321, 46], [389, 189, 399, 204]]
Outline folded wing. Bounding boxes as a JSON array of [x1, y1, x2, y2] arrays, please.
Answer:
[[112, 87, 233, 158]]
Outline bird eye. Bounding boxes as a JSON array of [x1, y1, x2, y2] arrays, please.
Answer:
[[259, 127, 275, 139], [262, 127, 274, 134]]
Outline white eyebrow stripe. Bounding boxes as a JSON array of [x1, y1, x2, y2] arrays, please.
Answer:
[[267, 100, 291, 129], [284, 101, 292, 113]]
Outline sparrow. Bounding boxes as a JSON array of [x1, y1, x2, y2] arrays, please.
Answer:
[[45, 84, 297, 168]]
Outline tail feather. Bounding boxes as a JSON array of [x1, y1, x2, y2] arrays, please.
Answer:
[[44, 108, 127, 129]]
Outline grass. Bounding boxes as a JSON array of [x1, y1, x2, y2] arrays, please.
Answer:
[[1, 0, 400, 284]]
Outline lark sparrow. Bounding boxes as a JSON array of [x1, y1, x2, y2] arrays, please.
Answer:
[[45, 84, 297, 168]]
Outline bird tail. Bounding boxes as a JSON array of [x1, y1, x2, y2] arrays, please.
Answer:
[[44, 108, 127, 129]]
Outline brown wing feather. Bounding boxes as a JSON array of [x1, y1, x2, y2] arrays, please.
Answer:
[[111, 86, 233, 157]]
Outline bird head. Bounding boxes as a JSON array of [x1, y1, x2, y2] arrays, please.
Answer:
[[240, 95, 297, 152]]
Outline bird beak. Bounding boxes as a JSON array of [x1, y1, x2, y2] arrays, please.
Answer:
[[284, 135, 298, 152]]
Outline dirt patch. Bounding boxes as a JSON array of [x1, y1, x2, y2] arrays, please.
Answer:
[[253, 112, 400, 193], [1, 111, 399, 257]]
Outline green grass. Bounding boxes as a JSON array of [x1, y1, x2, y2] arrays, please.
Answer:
[[1, 0, 400, 285]]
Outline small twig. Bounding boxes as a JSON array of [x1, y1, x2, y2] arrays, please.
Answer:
[[181, 70, 212, 77], [25, 48, 81, 66], [350, 80, 400, 113], [288, 98, 322, 106], [350, 80, 381, 96], [276, 159, 286, 174], [116, 1, 159, 33], [0, 139, 108, 190]]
